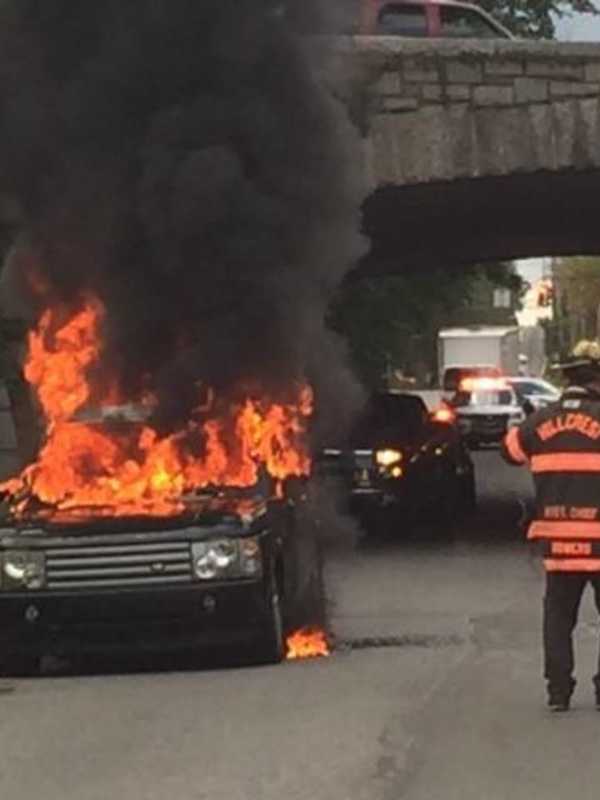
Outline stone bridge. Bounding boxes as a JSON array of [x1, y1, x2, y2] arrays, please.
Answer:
[[327, 38, 600, 274]]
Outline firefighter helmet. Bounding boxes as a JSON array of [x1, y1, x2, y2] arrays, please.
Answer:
[[559, 340, 600, 382]]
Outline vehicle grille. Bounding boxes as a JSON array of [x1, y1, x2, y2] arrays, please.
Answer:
[[470, 414, 508, 435], [45, 541, 192, 590], [349, 451, 374, 470]]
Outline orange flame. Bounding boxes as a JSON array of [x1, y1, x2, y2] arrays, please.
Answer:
[[286, 627, 330, 660], [1, 297, 313, 519]]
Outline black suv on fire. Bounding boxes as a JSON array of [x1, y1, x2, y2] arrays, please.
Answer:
[[0, 408, 320, 674], [0, 489, 320, 674]]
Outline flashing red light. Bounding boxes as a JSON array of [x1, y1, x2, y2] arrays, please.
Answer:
[[432, 406, 455, 424], [459, 377, 508, 393]]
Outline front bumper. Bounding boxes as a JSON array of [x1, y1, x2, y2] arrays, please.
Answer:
[[349, 484, 410, 512], [458, 417, 513, 444], [0, 579, 271, 657]]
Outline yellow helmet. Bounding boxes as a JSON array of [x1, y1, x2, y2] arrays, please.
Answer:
[[571, 340, 600, 362], [559, 339, 600, 379]]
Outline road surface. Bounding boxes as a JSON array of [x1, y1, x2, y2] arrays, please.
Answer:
[[2, 452, 600, 799]]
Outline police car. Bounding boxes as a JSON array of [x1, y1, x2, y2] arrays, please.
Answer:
[[449, 377, 526, 449]]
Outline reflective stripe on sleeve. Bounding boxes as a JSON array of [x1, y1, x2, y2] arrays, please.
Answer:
[[504, 427, 528, 464], [528, 521, 600, 540], [544, 558, 600, 572], [531, 453, 600, 473]]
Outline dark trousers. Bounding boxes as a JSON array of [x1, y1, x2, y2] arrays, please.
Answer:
[[544, 572, 600, 695]]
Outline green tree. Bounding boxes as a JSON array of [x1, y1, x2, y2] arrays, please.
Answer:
[[328, 262, 523, 389], [480, 0, 598, 39], [551, 256, 600, 354]]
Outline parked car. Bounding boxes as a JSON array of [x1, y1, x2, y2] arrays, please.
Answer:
[[325, 391, 476, 535], [360, 0, 514, 38], [506, 377, 561, 412], [0, 407, 319, 674], [449, 377, 525, 448]]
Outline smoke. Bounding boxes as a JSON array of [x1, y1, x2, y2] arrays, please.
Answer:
[[0, 0, 365, 439]]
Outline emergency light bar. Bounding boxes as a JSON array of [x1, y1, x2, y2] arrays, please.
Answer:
[[459, 377, 508, 392], [431, 406, 456, 424]]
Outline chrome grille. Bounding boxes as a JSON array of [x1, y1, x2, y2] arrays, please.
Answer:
[[45, 541, 192, 590], [470, 414, 508, 434], [350, 450, 374, 470]]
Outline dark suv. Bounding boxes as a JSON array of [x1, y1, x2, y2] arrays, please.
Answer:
[[325, 392, 476, 535], [0, 410, 320, 674]]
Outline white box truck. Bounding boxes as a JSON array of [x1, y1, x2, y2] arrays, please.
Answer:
[[438, 326, 521, 393]]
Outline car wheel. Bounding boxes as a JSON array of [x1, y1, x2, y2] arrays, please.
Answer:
[[0, 655, 40, 678], [460, 472, 477, 513], [255, 568, 285, 665], [432, 473, 460, 526], [359, 508, 399, 538]]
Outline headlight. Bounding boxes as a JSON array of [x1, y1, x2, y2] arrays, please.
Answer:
[[376, 449, 403, 467], [2, 551, 46, 591], [509, 412, 525, 424], [191, 537, 262, 581]]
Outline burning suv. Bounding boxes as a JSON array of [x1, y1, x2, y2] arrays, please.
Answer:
[[0, 302, 322, 674], [325, 392, 475, 535]]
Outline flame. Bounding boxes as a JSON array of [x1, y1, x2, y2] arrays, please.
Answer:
[[286, 627, 330, 660], [26, 298, 103, 422], [1, 297, 313, 519]]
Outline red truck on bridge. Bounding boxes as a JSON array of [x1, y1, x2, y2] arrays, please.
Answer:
[[359, 0, 513, 38]]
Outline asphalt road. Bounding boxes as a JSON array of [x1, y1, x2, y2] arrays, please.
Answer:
[[2, 452, 600, 799]]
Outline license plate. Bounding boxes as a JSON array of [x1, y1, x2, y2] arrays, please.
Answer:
[[354, 469, 371, 487]]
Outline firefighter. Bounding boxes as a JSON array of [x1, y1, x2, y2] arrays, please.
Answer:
[[502, 339, 600, 712]]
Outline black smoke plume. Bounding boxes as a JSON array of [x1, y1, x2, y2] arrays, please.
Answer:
[[0, 0, 364, 437]]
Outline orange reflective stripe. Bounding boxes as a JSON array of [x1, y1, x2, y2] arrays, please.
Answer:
[[528, 521, 600, 540], [544, 558, 600, 572], [504, 427, 527, 464], [551, 541, 592, 556], [531, 453, 600, 472]]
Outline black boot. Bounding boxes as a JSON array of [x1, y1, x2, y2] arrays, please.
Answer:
[[547, 678, 575, 712]]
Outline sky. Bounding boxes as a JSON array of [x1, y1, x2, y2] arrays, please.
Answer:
[[556, 7, 600, 40]]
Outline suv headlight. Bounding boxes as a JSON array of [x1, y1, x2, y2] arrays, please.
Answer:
[[2, 551, 46, 591], [375, 449, 403, 467], [191, 537, 263, 581]]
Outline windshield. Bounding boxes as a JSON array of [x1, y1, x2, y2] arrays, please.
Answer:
[[377, 3, 428, 35], [350, 394, 426, 444], [512, 380, 558, 396]]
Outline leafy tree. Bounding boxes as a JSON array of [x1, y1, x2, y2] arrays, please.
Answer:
[[480, 0, 598, 39], [551, 256, 600, 351], [328, 262, 523, 389]]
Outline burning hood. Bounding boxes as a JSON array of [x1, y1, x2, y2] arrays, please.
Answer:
[[0, 298, 312, 523], [1, 490, 271, 540]]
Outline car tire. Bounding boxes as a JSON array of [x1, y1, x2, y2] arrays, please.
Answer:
[[255, 568, 285, 665], [460, 472, 477, 513], [359, 509, 395, 538], [432, 473, 460, 528], [0, 654, 40, 678]]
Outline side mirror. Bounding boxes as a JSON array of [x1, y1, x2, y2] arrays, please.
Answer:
[[522, 399, 535, 416]]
